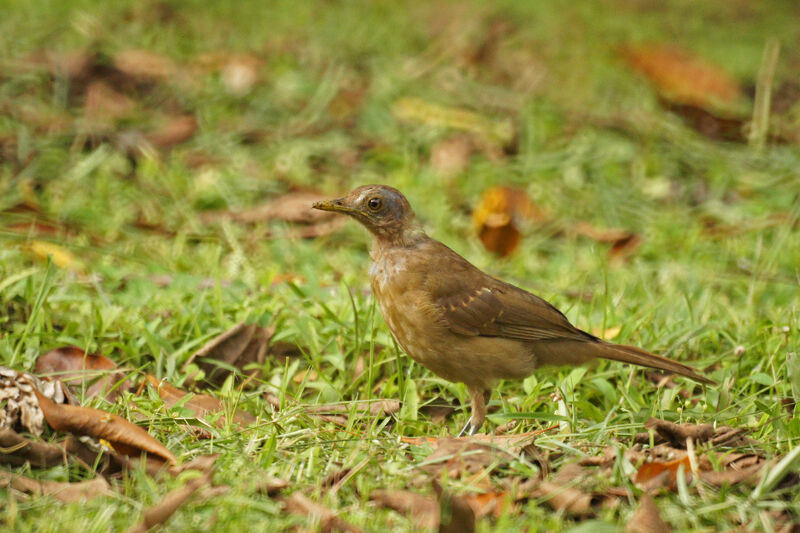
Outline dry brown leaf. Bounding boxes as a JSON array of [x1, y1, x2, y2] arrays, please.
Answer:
[[145, 375, 256, 428], [282, 492, 363, 533], [0, 429, 65, 468], [573, 222, 642, 263], [404, 437, 519, 478], [370, 489, 439, 529], [430, 136, 474, 177], [113, 49, 177, 81], [626, 494, 670, 533], [126, 471, 212, 533], [84, 80, 136, 124], [531, 463, 594, 517], [34, 389, 176, 466], [35, 346, 129, 401], [621, 44, 744, 110], [644, 418, 715, 446], [433, 480, 476, 533], [255, 477, 290, 497], [0, 471, 111, 502], [183, 322, 271, 387], [144, 114, 198, 149], [306, 400, 401, 417], [473, 186, 543, 257]]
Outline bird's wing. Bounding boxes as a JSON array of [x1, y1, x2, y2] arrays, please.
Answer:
[[427, 244, 594, 342]]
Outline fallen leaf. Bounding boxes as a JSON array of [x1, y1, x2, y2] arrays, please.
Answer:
[[634, 454, 691, 491], [126, 470, 213, 533], [306, 399, 401, 417], [28, 240, 82, 270], [626, 494, 670, 533], [144, 114, 198, 149], [573, 222, 642, 263], [473, 186, 542, 257], [145, 375, 256, 428], [590, 325, 622, 341], [430, 136, 474, 177], [113, 49, 177, 82], [84, 81, 136, 124], [282, 492, 363, 533], [530, 464, 595, 517], [35, 346, 129, 401], [370, 489, 439, 529], [255, 477, 290, 497], [182, 322, 271, 386], [433, 480, 476, 533], [0, 471, 111, 502], [462, 491, 512, 519], [405, 437, 519, 478], [644, 418, 715, 446], [392, 97, 514, 145], [621, 44, 744, 111], [0, 429, 65, 468], [34, 389, 176, 466]]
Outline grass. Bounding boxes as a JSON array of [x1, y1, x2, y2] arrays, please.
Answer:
[[1, 0, 799, 531]]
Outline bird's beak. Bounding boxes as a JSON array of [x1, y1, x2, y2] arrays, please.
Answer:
[[312, 197, 358, 215]]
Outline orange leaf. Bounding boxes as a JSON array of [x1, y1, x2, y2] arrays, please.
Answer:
[[473, 186, 543, 257], [621, 44, 744, 110]]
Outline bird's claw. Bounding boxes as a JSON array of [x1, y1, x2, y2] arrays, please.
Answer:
[[457, 420, 479, 437]]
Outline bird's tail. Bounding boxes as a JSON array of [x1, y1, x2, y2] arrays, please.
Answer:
[[595, 342, 715, 385]]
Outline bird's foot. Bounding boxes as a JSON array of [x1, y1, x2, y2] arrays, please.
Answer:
[[457, 420, 480, 437]]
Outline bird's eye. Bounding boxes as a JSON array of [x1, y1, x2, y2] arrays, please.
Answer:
[[367, 197, 383, 211]]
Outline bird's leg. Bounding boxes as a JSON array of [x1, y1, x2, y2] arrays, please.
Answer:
[[457, 386, 490, 436]]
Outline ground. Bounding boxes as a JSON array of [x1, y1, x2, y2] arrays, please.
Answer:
[[1, 1, 799, 531]]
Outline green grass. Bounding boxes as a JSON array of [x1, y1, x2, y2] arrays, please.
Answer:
[[1, 0, 799, 531]]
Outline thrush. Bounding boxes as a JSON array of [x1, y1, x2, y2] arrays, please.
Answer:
[[313, 185, 714, 435]]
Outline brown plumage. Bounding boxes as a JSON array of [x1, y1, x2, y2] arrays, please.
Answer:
[[313, 184, 714, 435]]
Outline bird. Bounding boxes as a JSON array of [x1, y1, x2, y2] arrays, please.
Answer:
[[313, 184, 714, 436]]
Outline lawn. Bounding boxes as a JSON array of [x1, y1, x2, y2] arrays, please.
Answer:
[[1, 0, 799, 531]]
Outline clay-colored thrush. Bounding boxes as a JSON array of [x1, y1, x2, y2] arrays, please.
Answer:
[[313, 185, 714, 435]]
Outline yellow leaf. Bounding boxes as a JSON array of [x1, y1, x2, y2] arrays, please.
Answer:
[[392, 97, 513, 144], [29, 241, 82, 270]]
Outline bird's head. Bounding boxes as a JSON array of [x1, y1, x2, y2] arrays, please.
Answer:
[[313, 184, 418, 243]]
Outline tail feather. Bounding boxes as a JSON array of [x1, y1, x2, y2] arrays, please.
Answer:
[[597, 342, 715, 385]]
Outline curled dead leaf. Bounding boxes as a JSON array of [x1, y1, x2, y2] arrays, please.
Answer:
[[144, 114, 198, 149], [473, 186, 542, 257], [0, 471, 111, 503], [113, 49, 177, 81], [433, 480, 476, 533], [282, 492, 363, 533], [430, 135, 474, 177], [621, 44, 744, 110], [626, 494, 670, 533], [370, 489, 439, 529], [145, 375, 256, 428], [127, 470, 213, 533], [34, 389, 176, 466], [35, 346, 129, 401], [183, 322, 271, 386], [0, 429, 65, 468]]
